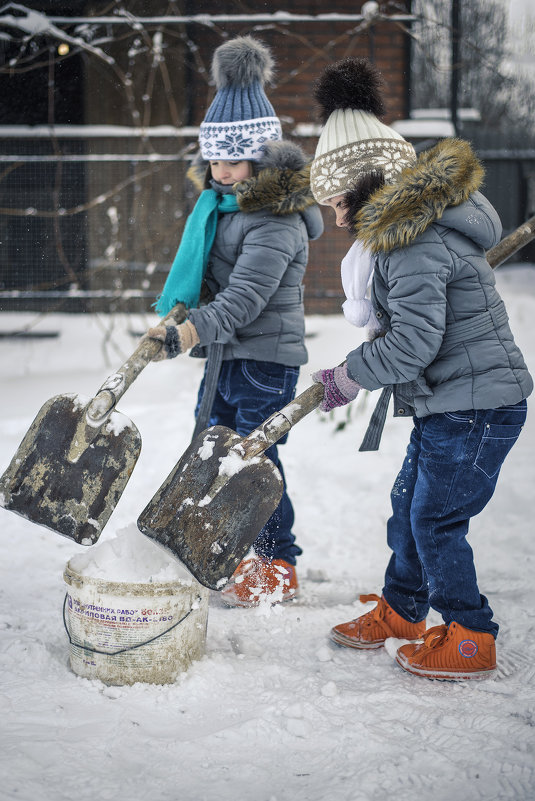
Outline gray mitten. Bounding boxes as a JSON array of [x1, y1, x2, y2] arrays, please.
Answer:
[[146, 320, 200, 361]]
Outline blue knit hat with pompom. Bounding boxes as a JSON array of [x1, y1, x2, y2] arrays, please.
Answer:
[[199, 36, 282, 161]]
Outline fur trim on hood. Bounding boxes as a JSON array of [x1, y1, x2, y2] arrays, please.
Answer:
[[186, 140, 317, 216], [353, 138, 485, 254]]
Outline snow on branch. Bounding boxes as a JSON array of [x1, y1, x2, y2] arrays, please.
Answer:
[[0, 2, 115, 64]]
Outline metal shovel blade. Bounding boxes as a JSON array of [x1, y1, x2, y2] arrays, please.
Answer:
[[0, 393, 141, 544], [0, 302, 186, 544], [137, 425, 284, 590]]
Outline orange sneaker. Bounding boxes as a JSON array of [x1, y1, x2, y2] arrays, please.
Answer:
[[331, 594, 427, 650], [220, 557, 299, 608], [396, 621, 497, 680]]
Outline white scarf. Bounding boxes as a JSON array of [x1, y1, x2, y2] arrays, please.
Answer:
[[341, 239, 384, 334]]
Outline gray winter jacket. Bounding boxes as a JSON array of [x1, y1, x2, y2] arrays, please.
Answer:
[[345, 138, 533, 417], [187, 142, 324, 366]]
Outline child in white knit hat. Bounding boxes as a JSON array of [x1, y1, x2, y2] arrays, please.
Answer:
[[310, 57, 532, 680], [146, 36, 323, 607]]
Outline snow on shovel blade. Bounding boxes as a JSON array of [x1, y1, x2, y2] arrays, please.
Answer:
[[137, 425, 284, 591], [0, 393, 141, 544]]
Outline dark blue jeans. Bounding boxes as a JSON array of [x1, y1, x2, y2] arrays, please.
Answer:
[[383, 400, 527, 638], [195, 358, 302, 565]]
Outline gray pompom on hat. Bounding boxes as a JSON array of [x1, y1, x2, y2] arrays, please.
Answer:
[[199, 36, 282, 162], [310, 58, 416, 204]]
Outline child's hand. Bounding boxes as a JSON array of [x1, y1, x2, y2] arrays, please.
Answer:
[[146, 320, 200, 361], [312, 364, 361, 412]]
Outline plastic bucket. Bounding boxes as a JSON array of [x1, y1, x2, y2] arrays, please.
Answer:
[[63, 562, 209, 685]]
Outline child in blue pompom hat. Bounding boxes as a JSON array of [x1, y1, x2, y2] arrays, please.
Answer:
[[146, 35, 324, 607]]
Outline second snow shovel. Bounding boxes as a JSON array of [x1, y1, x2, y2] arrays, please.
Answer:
[[137, 382, 324, 590], [0, 303, 187, 545]]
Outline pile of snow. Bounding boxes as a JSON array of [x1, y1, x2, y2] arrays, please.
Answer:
[[68, 524, 192, 584]]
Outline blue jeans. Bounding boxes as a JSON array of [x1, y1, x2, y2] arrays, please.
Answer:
[[383, 400, 527, 638], [195, 358, 302, 565]]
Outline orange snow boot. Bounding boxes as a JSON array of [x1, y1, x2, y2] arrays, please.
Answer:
[[330, 594, 426, 650], [220, 557, 299, 608], [396, 621, 497, 680]]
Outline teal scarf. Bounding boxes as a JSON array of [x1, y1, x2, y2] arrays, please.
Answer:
[[154, 189, 239, 316]]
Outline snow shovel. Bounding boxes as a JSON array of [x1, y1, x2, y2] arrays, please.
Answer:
[[137, 382, 325, 590], [0, 303, 187, 545]]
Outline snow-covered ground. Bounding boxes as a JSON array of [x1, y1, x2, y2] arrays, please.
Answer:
[[1, 266, 534, 801]]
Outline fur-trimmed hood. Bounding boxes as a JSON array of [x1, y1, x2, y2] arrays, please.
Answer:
[[186, 140, 318, 217], [353, 138, 487, 254]]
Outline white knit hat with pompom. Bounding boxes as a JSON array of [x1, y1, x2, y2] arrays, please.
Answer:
[[310, 58, 416, 203]]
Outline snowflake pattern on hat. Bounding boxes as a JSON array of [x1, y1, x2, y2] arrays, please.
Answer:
[[311, 139, 416, 204], [200, 118, 282, 161], [215, 132, 255, 156]]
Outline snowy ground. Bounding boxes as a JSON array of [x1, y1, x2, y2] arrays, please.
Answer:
[[1, 266, 534, 801]]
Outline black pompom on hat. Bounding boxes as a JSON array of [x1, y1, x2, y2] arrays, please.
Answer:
[[313, 57, 386, 122]]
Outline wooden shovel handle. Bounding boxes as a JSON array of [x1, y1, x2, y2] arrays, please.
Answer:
[[109, 301, 188, 392], [240, 382, 325, 459], [86, 302, 188, 421], [66, 302, 188, 462], [487, 215, 535, 269]]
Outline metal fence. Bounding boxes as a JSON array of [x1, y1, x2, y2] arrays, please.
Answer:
[[0, 128, 201, 313], [1, 127, 533, 317], [0, 127, 348, 315]]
